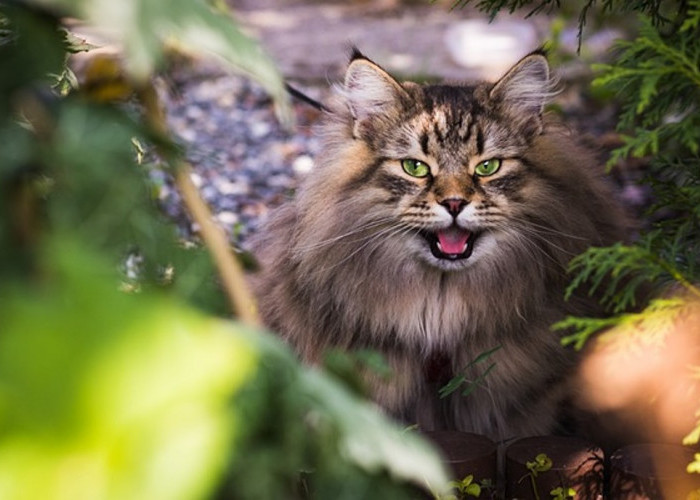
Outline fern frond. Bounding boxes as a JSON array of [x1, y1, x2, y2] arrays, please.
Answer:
[[556, 296, 690, 350], [593, 15, 700, 145], [566, 236, 700, 314], [566, 244, 659, 312], [681, 0, 700, 32], [554, 316, 621, 350]]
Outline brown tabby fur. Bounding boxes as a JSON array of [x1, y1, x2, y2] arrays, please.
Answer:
[[249, 50, 627, 443]]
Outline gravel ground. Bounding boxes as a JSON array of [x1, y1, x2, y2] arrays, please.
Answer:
[[157, 67, 324, 245]]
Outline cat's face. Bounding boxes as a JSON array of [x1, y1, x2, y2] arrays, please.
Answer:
[[337, 51, 554, 271]]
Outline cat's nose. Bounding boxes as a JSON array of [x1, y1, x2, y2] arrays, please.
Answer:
[[440, 198, 467, 217]]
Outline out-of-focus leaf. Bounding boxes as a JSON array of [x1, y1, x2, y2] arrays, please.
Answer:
[[26, 0, 290, 122], [0, 237, 259, 500], [80, 54, 134, 102], [224, 328, 451, 499], [298, 369, 450, 494], [0, 4, 66, 115], [62, 29, 97, 53]]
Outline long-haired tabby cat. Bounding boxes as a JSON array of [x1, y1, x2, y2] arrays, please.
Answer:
[[250, 49, 626, 443]]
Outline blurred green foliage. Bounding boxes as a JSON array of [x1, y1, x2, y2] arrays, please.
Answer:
[[0, 238, 258, 500], [0, 1, 448, 498]]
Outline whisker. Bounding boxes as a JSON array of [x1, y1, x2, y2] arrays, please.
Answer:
[[294, 216, 395, 252], [309, 222, 417, 277], [508, 223, 580, 259], [498, 224, 566, 270], [509, 215, 588, 242]]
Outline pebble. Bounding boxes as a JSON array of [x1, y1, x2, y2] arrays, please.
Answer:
[[215, 178, 250, 196], [217, 211, 239, 226], [160, 69, 322, 246], [292, 154, 314, 175], [250, 121, 272, 139], [189, 172, 203, 188]]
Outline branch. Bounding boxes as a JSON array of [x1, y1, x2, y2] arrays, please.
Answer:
[[137, 83, 260, 326]]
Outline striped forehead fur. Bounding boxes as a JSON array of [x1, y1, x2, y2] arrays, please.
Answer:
[[332, 53, 557, 158]]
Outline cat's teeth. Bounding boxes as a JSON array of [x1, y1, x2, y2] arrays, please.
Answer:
[[436, 240, 466, 257], [436, 228, 471, 255]]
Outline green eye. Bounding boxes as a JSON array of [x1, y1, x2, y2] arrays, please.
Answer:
[[401, 159, 430, 178], [474, 158, 502, 177]]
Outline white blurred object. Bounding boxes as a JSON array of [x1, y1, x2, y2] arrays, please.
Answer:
[[217, 211, 239, 226], [444, 19, 538, 79], [292, 155, 314, 176]]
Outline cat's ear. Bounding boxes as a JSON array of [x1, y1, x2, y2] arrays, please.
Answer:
[[343, 51, 407, 136], [489, 52, 553, 119]]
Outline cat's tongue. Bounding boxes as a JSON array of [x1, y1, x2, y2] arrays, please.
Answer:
[[436, 227, 471, 255]]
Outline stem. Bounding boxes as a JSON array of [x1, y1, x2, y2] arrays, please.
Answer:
[[530, 473, 541, 500], [137, 84, 260, 326]]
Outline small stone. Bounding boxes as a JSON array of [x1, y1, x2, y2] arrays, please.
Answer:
[[157, 184, 171, 200], [189, 172, 203, 188], [217, 211, 239, 225], [200, 185, 218, 201], [215, 178, 250, 196], [178, 128, 197, 142], [250, 121, 272, 139], [292, 154, 314, 175], [185, 106, 204, 121]]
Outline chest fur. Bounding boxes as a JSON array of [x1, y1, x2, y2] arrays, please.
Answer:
[[329, 269, 535, 353]]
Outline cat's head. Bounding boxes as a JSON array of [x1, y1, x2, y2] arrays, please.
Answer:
[[315, 49, 562, 272]]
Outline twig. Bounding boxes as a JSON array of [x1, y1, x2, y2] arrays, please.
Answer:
[[174, 164, 260, 326], [137, 83, 260, 326]]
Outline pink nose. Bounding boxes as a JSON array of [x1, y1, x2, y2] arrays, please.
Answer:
[[440, 198, 467, 216]]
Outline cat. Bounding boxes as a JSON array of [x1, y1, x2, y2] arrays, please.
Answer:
[[249, 49, 627, 444]]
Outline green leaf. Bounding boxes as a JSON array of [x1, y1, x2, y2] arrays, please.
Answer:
[[557, 297, 691, 350], [463, 474, 474, 484], [439, 374, 467, 399], [526, 453, 553, 477], [470, 345, 503, 365], [465, 482, 482, 497], [684, 423, 700, 446], [550, 486, 576, 499], [447, 480, 464, 490], [461, 363, 497, 397], [681, 0, 700, 31], [636, 73, 660, 114], [25, 0, 290, 122], [0, 237, 259, 500], [439, 346, 501, 398], [0, 4, 66, 115], [298, 368, 450, 492], [688, 453, 700, 474], [0, 237, 451, 500]]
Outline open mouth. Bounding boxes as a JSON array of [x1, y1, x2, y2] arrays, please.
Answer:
[[421, 226, 478, 260]]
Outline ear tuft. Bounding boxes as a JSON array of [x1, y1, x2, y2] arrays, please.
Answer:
[[489, 53, 555, 116], [349, 46, 367, 63]]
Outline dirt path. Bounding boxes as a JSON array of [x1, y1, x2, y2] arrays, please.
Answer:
[[230, 0, 551, 83]]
